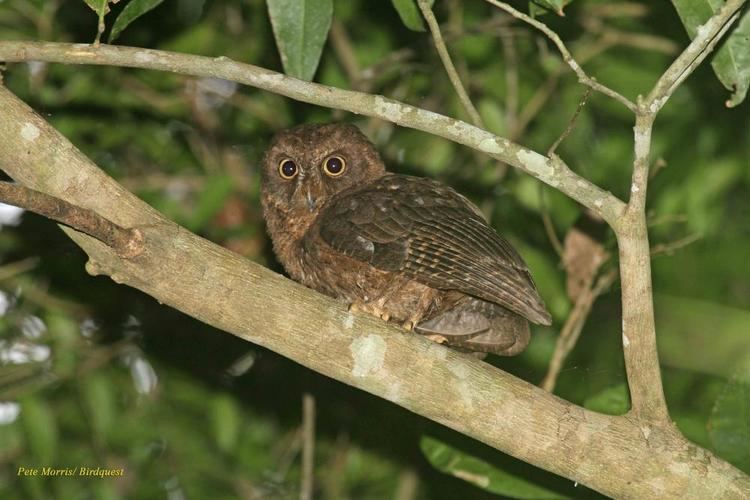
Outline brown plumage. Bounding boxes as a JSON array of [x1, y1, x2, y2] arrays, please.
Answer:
[[261, 123, 551, 355]]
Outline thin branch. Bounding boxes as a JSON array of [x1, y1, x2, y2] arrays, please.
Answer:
[[547, 87, 592, 156], [0, 257, 39, 281], [538, 186, 564, 258], [541, 268, 617, 392], [500, 32, 519, 135], [645, 0, 747, 112], [329, 20, 361, 86], [1, 74, 749, 499], [300, 393, 315, 500], [418, 0, 484, 127], [0, 41, 627, 224], [483, 0, 638, 112], [0, 181, 143, 258], [651, 233, 702, 257]]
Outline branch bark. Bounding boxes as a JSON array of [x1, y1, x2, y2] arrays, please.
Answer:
[[0, 79, 748, 500], [0, 41, 626, 226], [0, 181, 144, 258], [615, 0, 747, 422]]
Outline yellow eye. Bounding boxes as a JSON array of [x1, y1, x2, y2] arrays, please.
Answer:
[[278, 159, 298, 179], [323, 156, 346, 177]]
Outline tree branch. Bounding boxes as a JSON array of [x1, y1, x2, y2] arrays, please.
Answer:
[[0, 84, 747, 499], [0, 181, 144, 258], [615, 0, 747, 422], [645, 0, 747, 113], [418, 0, 484, 127], [482, 0, 638, 112], [0, 41, 626, 226]]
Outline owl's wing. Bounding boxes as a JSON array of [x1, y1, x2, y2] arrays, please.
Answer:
[[316, 174, 552, 325]]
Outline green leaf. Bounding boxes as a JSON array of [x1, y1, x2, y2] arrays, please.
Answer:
[[109, 0, 165, 42], [709, 366, 750, 472], [83, 0, 110, 16], [80, 376, 117, 444], [20, 397, 58, 463], [82, 0, 114, 43], [267, 0, 333, 81], [584, 383, 631, 415], [420, 436, 568, 499], [391, 0, 432, 32], [655, 295, 750, 378], [210, 394, 241, 454], [671, 1, 750, 107], [529, 0, 571, 17]]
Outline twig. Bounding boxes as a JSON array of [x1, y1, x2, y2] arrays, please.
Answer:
[[0, 181, 143, 258], [483, 0, 638, 112], [647, 212, 687, 227], [418, 0, 484, 127], [645, 0, 747, 112], [329, 20, 361, 87], [501, 33, 519, 135], [538, 186, 564, 258], [394, 468, 419, 500], [511, 72, 560, 139], [541, 268, 617, 392], [651, 233, 702, 257], [300, 393, 315, 500], [548, 87, 592, 156], [0, 257, 39, 281], [0, 41, 627, 224], [648, 157, 667, 179]]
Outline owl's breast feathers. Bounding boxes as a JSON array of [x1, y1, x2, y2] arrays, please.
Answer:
[[314, 174, 552, 326]]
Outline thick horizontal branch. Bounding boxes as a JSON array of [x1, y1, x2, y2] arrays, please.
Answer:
[[0, 41, 626, 226], [0, 181, 143, 258], [0, 82, 748, 499]]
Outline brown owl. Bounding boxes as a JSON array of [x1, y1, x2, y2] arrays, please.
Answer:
[[261, 123, 551, 355]]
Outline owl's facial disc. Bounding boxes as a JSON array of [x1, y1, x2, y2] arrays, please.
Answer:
[[262, 123, 387, 217]]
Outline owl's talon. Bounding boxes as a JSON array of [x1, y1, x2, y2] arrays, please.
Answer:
[[401, 320, 415, 331], [380, 312, 391, 322]]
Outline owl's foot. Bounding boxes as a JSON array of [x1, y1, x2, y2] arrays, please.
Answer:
[[348, 300, 390, 322], [401, 320, 416, 331]]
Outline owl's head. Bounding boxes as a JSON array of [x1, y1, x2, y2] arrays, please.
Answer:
[[261, 123, 386, 216]]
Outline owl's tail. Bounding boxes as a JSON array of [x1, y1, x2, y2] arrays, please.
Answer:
[[414, 296, 530, 356]]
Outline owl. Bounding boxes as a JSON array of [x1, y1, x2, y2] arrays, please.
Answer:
[[261, 123, 551, 355]]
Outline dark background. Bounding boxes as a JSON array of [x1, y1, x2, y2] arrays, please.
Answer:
[[0, 0, 748, 498]]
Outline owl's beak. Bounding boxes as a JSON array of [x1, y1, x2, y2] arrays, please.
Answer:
[[305, 189, 316, 212]]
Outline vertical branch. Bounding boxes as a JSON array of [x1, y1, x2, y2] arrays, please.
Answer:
[[616, 215, 668, 422], [616, 111, 669, 422], [615, 0, 745, 423], [629, 112, 654, 212]]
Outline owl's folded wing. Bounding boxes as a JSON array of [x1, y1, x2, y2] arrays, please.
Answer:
[[316, 174, 552, 325]]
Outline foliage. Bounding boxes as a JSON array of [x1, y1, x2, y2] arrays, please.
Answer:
[[0, 0, 748, 498]]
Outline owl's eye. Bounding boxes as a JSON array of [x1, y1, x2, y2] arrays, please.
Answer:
[[278, 159, 298, 179], [323, 156, 346, 177]]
